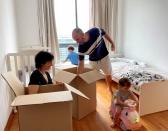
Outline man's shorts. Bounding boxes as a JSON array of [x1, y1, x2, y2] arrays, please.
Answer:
[[89, 55, 112, 75]]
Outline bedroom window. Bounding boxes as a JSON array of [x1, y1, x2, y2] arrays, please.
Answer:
[[54, 0, 89, 61]]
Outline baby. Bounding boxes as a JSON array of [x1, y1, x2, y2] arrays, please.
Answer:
[[109, 77, 138, 127]]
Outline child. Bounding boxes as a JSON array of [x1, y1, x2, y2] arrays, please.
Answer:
[[29, 51, 54, 85], [110, 77, 138, 128], [63, 45, 78, 65]]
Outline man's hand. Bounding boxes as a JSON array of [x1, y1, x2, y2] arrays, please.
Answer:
[[104, 34, 115, 52], [111, 44, 115, 51]]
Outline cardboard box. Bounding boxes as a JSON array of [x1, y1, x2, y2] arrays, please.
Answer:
[[1, 72, 89, 131], [55, 66, 104, 120]]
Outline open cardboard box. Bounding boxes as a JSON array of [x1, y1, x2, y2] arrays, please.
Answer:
[[55, 66, 104, 120], [1, 72, 89, 131]]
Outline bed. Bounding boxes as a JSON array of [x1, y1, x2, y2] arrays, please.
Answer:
[[110, 58, 168, 116]]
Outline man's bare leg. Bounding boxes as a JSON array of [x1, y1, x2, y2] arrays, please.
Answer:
[[105, 75, 113, 95]]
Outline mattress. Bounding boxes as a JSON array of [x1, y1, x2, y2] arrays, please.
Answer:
[[111, 58, 167, 91]]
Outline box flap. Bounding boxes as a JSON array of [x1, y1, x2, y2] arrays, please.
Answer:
[[11, 91, 72, 106], [55, 70, 76, 83], [79, 70, 104, 84], [1, 72, 24, 96], [65, 84, 89, 100], [55, 64, 77, 70]]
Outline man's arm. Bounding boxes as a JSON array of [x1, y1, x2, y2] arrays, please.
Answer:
[[77, 60, 84, 74], [104, 34, 115, 51]]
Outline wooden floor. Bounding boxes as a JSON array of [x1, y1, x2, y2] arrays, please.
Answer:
[[6, 80, 168, 131]]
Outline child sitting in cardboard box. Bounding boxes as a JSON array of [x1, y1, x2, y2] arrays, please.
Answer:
[[29, 51, 54, 85]]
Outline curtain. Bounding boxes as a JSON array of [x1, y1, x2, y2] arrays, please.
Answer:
[[90, 0, 118, 53], [37, 0, 60, 63], [37, 0, 60, 78]]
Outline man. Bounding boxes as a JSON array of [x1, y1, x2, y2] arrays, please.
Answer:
[[72, 27, 115, 94]]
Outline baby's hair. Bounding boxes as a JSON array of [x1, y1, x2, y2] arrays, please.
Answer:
[[68, 45, 75, 51], [119, 77, 131, 87]]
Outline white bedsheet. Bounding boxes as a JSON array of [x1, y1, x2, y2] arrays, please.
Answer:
[[111, 61, 142, 79], [111, 59, 168, 91]]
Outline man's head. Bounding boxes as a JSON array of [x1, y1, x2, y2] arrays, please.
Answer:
[[72, 28, 85, 43]]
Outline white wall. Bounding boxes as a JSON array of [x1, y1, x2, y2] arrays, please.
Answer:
[[0, 0, 18, 130], [118, 0, 168, 72], [15, 0, 40, 48]]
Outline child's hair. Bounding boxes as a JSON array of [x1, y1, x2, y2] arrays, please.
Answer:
[[119, 77, 131, 87], [68, 45, 74, 51], [35, 51, 54, 69]]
